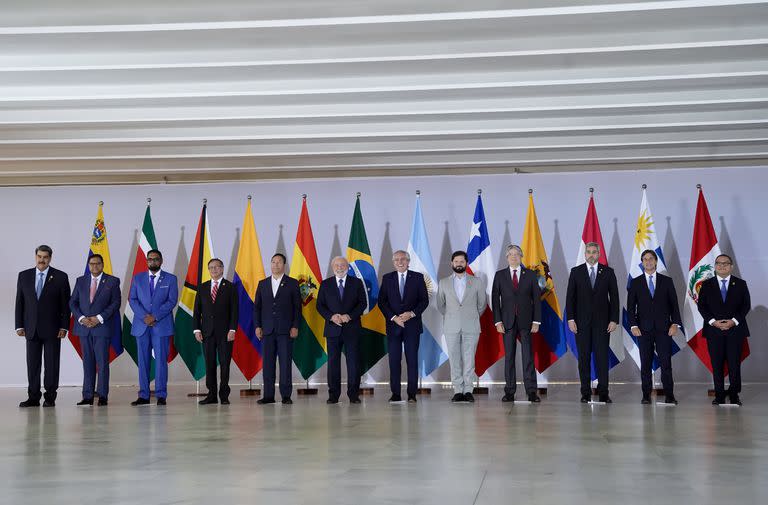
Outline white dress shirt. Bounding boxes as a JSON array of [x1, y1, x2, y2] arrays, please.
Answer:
[[709, 275, 738, 326], [271, 274, 284, 297]]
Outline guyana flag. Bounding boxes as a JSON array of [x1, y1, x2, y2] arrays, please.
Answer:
[[521, 192, 567, 372], [347, 195, 387, 375], [68, 202, 123, 362], [173, 203, 215, 380], [121, 203, 177, 381], [289, 196, 328, 380]]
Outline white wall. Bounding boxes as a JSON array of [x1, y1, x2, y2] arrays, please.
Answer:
[[2, 166, 766, 387]]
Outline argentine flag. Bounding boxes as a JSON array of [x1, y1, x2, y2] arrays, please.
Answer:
[[407, 193, 448, 377]]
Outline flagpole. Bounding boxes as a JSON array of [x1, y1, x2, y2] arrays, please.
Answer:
[[471, 188, 490, 396], [295, 194, 320, 397], [354, 191, 376, 397], [187, 198, 210, 398], [413, 190, 433, 396]]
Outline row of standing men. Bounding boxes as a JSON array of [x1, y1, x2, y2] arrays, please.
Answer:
[[15, 241, 750, 408]]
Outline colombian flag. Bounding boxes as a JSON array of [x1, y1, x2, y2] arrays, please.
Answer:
[[68, 202, 124, 362], [232, 198, 266, 381], [290, 196, 328, 380], [521, 192, 567, 372]]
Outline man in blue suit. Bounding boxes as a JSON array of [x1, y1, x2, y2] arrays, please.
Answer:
[[128, 249, 178, 406], [316, 256, 367, 404], [378, 250, 429, 403], [254, 253, 301, 405], [69, 254, 121, 406]]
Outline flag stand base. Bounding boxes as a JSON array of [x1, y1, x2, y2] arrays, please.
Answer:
[[240, 389, 261, 397], [187, 393, 207, 397], [297, 388, 318, 396], [708, 389, 716, 397], [359, 387, 375, 396], [653, 388, 666, 395], [472, 387, 489, 395], [537, 388, 548, 396], [417, 388, 431, 395]]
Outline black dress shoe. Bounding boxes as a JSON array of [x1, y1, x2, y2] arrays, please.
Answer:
[[730, 394, 742, 406], [326, 398, 339, 404], [131, 397, 150, 406], [97, 397, 108, 406], [528, 393, 541, 403], [501, 394, 514, 403], [665, 396, 678, 405], [349, 397, 361, 404], [19, 399, 40, 408], [598, 394, 612, 404], [77, 398, 94, 406], [42, 399, 55, 407], [157, 398, 166, 406], [580, 395, 590, 403], [451, 393, 464, 403], [282, 398, 293, 405], [388, 394, 402, 402], [257, 398, 276, 405], [407, 395, 417, 403], [641, 396, 652, 405], [220, 398, 230, 405], [712, 396, 726, 405], [198, 397, 218, 405], [464, 393, 475, 403]]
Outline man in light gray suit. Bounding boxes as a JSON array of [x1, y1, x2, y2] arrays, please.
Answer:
[[436, 251, 487, 403]]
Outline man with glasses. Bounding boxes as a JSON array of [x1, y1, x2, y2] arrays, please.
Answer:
[[696, 254, 752, 406]]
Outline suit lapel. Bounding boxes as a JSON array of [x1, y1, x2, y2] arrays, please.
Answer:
[[92, 275, 108, 302]]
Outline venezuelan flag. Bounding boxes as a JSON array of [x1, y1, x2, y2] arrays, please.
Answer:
[[68, 202, 124, 362], [521, 192, 567, 372], [232, 198, 266, 381]]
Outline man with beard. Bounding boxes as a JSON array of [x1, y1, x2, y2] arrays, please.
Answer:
[[436, 251, 487, 403]]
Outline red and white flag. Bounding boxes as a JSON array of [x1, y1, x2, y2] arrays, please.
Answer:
[[684, 187, 750, 371]]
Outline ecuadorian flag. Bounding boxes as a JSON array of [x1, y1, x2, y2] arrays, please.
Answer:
[[347, 195, 387, 375], [290, 196, 328, 380], [521, 192, 567, 372], [68, 202, 124, 362]]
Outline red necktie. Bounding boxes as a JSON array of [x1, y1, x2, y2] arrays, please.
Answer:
[[512, 269, 519, 289], [212, 280, 219, 303]]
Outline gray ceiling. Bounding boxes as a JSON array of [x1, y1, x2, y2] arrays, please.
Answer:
[[1, 0, 767, 185]]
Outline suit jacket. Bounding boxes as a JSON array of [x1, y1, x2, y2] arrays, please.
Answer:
[[253, 275, 301, 335], [377, 270, 429, 336], [436, 274, 486, 334], [697, 275, 751, 339], [70, 273, 121, 338], [193, 278, 239, 339], [565, 263, 620, 330], [491, 266, 542, 329], [15, 267, 71, 340], [128, 270, 179, 337], [626, 272, 682, 332], [316, 276, 367, 338]]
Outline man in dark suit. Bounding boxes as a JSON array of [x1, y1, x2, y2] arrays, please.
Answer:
[[254, 253, 301, 405], [627, 249, 682, 405], [70, 254, 121, 406], [193, 258, 239, 405], [15, 245, 71, 407], [565, 242, 619, 403], [378, 250, 429, 403], [697, 253, 751, 406], [316, 256, 367, 404], [128, 249, 178, 406], [492, 244, 542, 403]]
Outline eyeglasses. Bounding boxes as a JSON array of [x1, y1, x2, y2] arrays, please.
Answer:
[[715, 262, 732, 266]]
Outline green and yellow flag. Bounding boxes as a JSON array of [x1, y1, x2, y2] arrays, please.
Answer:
[[289, 196, 328, 380], [347, 195, 387, 375], [173, 203, 215, 380]]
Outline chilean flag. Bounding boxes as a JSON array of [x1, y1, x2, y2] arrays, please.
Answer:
[[466, 193, 504, 377]]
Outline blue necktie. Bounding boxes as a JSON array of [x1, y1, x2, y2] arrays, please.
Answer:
[[338, 278, 344, 299], [721, 279, 727, 302], [648, 275, 655, 298], [150, 274, 156, 298], [36, 272, 44, 299], [399, 273, 405, 299], [589, 266, 596, 289]]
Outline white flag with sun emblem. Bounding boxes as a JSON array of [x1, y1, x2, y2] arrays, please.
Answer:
[[622, 187, 687, 369]]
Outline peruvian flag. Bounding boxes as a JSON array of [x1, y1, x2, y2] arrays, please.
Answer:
[[684, 187, 750, 371], [563, 191, 624, 376], [466, 193, 504, 376]]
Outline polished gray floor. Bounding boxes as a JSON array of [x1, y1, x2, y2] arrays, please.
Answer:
[[4, 383, 767, 505]]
